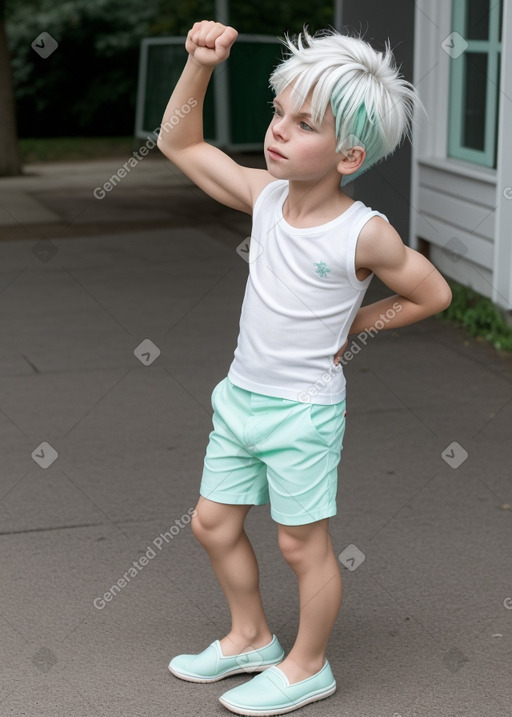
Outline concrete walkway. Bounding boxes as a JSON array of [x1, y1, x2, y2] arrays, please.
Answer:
[[0, 155, 511, 717]]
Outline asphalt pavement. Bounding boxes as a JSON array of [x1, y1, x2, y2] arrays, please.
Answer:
[[0, 152, 511, 717]]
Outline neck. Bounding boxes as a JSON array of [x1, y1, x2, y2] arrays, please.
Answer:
[[283, 173, 353, 226]]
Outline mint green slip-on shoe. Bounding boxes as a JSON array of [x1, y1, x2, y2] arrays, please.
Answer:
[[218, 660, 336, 715], [168, 635, 285, 683]]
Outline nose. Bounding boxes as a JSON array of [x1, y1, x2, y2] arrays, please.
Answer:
[[272, 116, 288, 141]]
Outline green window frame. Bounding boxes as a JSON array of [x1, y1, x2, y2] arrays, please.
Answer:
[[447, 0, 502, 168]]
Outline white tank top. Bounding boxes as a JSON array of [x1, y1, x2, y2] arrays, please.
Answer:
[[228, 180, 388, 404]]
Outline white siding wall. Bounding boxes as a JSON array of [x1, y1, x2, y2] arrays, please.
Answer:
[[410, 0, 512, 310], [414, 158, 496, 299]]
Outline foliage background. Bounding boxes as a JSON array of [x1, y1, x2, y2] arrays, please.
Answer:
[[5, 0, 334, 138]]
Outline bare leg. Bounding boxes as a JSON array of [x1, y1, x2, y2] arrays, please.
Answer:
[[191, 496, 273, 655], [276, 518, 342, 684]]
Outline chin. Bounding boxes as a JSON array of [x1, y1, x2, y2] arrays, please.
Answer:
[[265, 162, 288, 179]]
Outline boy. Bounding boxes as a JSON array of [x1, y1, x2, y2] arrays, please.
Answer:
[[158, 20, 451, 716]]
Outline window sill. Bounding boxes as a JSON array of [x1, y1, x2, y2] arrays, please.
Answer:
[[417, 156, 497, 184]]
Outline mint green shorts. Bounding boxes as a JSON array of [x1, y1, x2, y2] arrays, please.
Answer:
[[199, 377, 347, 526]]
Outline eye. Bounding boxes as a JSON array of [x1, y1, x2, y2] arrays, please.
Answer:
[[272, 107, 283, 118], [299, 121, 314, 131]]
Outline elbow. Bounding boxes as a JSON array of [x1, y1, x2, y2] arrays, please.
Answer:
[[156, 126, 174, 153], [156, 134, 169, 156], [156, 135, 178, 163], [437, 283, 452, 312]]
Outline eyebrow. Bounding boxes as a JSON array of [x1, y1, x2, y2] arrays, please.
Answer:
[[272, 100, 313, 119]]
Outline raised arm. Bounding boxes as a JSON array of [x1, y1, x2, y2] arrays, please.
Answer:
[[157, 21, 273, 214]]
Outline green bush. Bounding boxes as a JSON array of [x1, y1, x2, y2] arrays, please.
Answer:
[[438, 281, 512, 352]]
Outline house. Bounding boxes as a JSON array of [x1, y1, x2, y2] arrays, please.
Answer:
[[409, 0, 512, 313], [343, 0, 511, 314]]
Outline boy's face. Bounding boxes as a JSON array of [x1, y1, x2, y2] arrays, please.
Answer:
[[264, 83, 342, 182]]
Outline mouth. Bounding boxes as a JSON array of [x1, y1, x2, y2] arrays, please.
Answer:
[[267, 147, 287, 161]]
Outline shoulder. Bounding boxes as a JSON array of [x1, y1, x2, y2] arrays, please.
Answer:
[[252, 178, 287, 212], [356, 215, 406, 270]]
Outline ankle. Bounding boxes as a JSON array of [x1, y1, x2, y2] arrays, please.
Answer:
[[282, 653, 325, 675], [221, 629, 273, 654]]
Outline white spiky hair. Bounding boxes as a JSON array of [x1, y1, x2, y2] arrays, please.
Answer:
[[269, 27, 419, 183]]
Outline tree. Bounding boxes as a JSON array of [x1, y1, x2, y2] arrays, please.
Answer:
[[7, 0, 158, 139], [0, 0, 335, 169], [0, 0, 21, 176]]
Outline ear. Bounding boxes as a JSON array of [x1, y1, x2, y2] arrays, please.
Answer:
[[336, 146, 366, 179]]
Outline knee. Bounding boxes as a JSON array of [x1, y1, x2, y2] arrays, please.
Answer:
[[190, 508, 214, 544], [278, 526, 330, 569], [278, 530, 308, 568], [190, 503, 241, 550]]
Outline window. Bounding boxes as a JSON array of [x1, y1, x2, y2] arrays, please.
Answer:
[[447, 0, 502, 168]]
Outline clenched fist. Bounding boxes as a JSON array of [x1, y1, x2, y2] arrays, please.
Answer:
[[186, 20, 238, 67]]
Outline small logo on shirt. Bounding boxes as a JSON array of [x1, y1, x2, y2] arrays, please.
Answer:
[[314, 261, 331, 278]]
